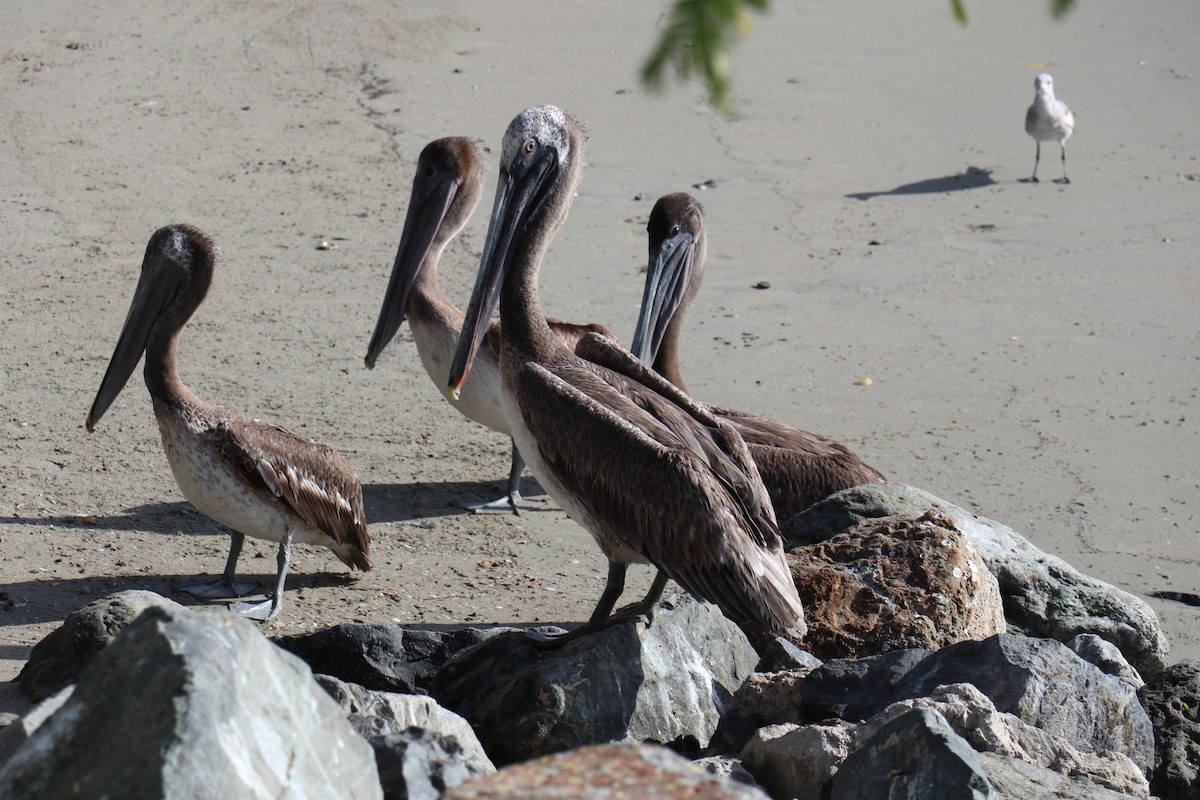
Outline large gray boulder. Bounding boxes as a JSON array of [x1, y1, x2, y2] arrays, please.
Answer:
[[740, 683, 1150, 800], [16, 590, 185, 701], [893, 634, 1154, 774], [831, 707, 996, 800], [0, 607, 381, 799], [316, 673, 493, 767], [710, 648, 929, 754], [276, 623, 502, 695], [433, 594, 758, 766], [782, 483, 1169, 677]]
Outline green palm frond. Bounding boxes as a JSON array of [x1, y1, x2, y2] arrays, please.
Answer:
[[642, 0, 1078, 115]]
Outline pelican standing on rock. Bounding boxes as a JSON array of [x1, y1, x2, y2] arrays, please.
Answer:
[[87, 224, 372, 620], [1024, 72, 1075, 184], [448, 106, 806, 644], [364, 137, 614, 513], [632, 193, 886, 522]]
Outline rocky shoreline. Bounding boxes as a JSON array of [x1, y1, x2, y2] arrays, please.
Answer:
[[2, 484, 1195, 799]]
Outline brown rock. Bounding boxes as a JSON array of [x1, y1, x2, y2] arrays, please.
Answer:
[[787, 511, 1005, 659], [442, 743, 768, 799]]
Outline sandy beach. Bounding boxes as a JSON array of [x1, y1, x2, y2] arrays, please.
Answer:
[[2, 0, 1198, 687]]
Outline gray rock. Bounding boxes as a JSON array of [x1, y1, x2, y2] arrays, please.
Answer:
[[691, 755, 764, 790], [16, 590, 185, 701], [1067, 633, 1143, 689], [799, 648, 932, 723], [0, 607, 381, 799], [1140, 659, 1200, 800], [315, 674, 494, 771], [433, 594, 758, 766], [865, 684, 1151, 799], [754, 637, 822, 674], [977, 751, 1142, 799], [371, 728, 492, 800], [738, 683, 1151, 800], [276, 623, 503, 695], [782, 483, 1169, 677], [831, 707, 996, 800], [442, 743, 769, 799], [893, 634, 1154, 774], [0, 685, 73, 765], [740, 721, 854, 800]]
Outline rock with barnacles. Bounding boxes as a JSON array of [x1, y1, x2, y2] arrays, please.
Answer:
[[782, 483, 1169, 677], [787, 509, 1005, 660], [442, 743, 769, 799]]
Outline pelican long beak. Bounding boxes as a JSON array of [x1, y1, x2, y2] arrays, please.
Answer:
[[86, 250, 185, 431], [447, 144, 558, 397], [630, 229, 695, 365], [364, 175, 458, 369]]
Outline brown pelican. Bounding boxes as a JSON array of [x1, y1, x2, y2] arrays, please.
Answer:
[[86, 224, 372, 620], [1024, 73, 1074, 184], [632, 193, 886, 523], [448, 106, 806, 644], [364, 136, 614, 513]]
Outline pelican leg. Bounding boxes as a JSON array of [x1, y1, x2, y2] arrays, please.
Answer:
[[529, 560, 629, 649], [461, 441, 548, 515], [1055, 144, 1070, 184], [612, 569, 670, 624], [180, 532, 259, 599], [230, 530, 293, 621]]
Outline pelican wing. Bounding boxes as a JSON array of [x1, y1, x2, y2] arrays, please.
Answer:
[[707, 403, 887, 521], [211, 418, 371, 570], [514, 348, 803, 635]]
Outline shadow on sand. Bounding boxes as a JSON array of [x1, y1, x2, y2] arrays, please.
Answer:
[[846, 166, 996, 200]]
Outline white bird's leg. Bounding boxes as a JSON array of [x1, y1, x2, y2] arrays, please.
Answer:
[[1030, 141, 1042, 183], [1056, 144, 1070, 184], [462, 441, 547, 515], [231, 529, 294, 621], [180, 532, 259, 599]]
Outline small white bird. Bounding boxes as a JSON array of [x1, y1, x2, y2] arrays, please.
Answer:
[[1025, 73, 1075, 184]]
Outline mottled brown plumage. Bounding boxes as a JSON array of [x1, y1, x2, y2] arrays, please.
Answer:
[[364, 136, 613, 512], [632, 193, 886, 523], [87, 224, 370, 620], [448, 107, 806, 643]]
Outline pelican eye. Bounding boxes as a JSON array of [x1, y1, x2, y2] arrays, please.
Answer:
[[422, 164, 437, 178], [522, 138, 537, 155], [670, 224, 681, 236]]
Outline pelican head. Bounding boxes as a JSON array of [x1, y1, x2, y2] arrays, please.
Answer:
[[364, 137, 487, 369], [631, 193, 706, 365], [86, 224, 215, 432], [448, 106, 583, 396]]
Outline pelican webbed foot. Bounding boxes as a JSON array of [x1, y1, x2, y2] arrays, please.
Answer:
[[180, 532, 259, 598], [224, 529, 293, 623], [229, 597, 282, 621], [610, 570, 670, 625], [462, 489, 548, 515]]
